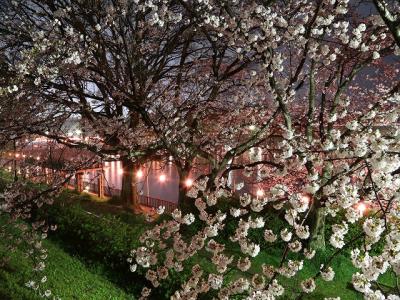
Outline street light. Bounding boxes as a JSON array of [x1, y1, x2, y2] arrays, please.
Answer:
[[136, 169, 143, 178], [159, 174, 166, 182], [356, 202, 367, 215], [300, 194, 311, 204], [185, 178, 193, 187]]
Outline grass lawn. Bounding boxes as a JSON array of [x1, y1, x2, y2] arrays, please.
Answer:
[[0, 218, 135, 300], [249, 249, 362, 300], [220, 246, 397, 299]]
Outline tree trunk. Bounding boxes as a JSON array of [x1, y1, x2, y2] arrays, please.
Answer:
[[309, 163, 331, 250], [13, 139, 17, 182], [309, 205, 326, 250], [177, 166, 193, 213], [120, 158, 140, 212]]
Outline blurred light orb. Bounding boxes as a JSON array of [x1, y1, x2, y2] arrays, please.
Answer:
[[256, 189, 264, 197], [185, 178, 193, 187], [159, 174, 166, 182], [357, 202, 367, 214]]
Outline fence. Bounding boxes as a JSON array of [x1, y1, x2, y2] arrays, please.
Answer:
[[70, 176, 178, 212], [139, 195, 178, 213], [82, 181, 99, 194], [104, 186, 121, 197]]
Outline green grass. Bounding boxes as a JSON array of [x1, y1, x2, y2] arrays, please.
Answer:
[[249, 249, 362, 300], [220, 247, 397, 300], [0, 170, 397, 299], [0, 219, 135, 300]]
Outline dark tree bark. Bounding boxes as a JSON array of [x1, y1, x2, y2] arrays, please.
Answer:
[[13, 139, 17, 182], [177, 165, 193, 213], [373, 0, 400, 48], [120, 157, 140, 212]]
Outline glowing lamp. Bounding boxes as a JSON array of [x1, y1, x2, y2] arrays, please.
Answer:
[[136, 169, 143, 178], [159, 174, 166, 182], [249, 125, 256, 131], [356, 202, 367, 214], [118, 169, 124, 175], [36, 156, 40, 161], [256, 189, 264, 197], [301, 194, 311, 204], [185, 178, 193, 187]]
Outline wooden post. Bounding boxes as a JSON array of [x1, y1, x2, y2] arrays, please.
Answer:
[[76, 172, 84, 193], [97, 172, 104, 198]]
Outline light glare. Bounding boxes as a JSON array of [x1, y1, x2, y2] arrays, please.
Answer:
[[159, 174, 166, 182], [357, 202, 367, 214]]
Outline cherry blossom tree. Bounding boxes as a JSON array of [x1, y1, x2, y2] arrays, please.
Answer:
[[0, 0, 195, 209], [0, 0, 399, 299], [127, 1, 400, 299], [373, 0, 400, 47]]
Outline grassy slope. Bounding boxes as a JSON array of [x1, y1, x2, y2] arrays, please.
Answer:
[[0, 220, 134, 300], [251, 250, 362, 300], [58, 192, 398, 300], [222, 248, 396, 300], [0, 170, 396, 299]]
